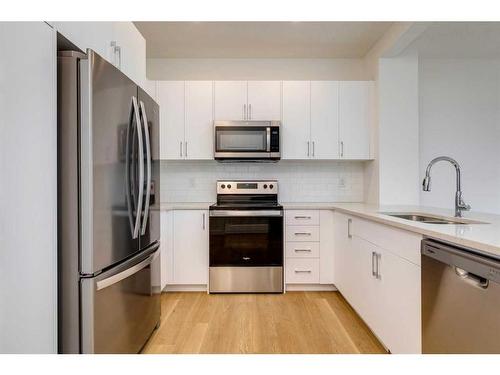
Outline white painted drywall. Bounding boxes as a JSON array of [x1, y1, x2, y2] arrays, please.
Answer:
[[0, 22, 57, 353], [419, 58, 500, 214], [147, 58, 369, 81], [378, 53, 421, 206]]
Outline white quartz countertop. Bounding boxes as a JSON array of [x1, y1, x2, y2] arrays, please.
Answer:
[[161, 201, 500, 258], [284, 202, 500, 259], [160, 202, 214, 210]]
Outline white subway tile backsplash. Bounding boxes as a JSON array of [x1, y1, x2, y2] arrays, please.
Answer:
[[160, 160, 365, 203]]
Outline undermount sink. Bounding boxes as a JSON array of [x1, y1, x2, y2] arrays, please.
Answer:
[[380, 212, 487, 225]]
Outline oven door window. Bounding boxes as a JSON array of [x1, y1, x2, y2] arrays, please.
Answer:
[[209, 216, 283, 266], [215, 127, 268, 152]]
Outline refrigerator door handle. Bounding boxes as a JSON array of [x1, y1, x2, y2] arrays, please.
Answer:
[[139, 101, 152, 235], [132, 96, 144, 239], [125, 97, 135, 237], [95, 252, 155, 291]]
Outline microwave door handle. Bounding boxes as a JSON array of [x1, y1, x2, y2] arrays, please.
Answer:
[[139, 101, 152, 236], [132, 96, 144, 239], [266, 127, 271, 152]]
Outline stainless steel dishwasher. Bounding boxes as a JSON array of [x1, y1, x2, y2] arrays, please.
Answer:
[[422, 239, 500, 353]]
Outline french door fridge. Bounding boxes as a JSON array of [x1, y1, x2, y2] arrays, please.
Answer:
[[58, 49, 160, 353]]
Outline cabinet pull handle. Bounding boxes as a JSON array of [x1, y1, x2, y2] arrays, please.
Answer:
[[249, 103, 252, 119], [307, 141, 310, 157], [347, 218, 352, 238], [294, 216, 311, 219], [185, 141, 188, 157], [376, 253, 381, 279], [180, 141, 183, 157], [372, 251, 377, 277], [312, 141, 315, 157], [243, 104, 247, 120], [341, 141, 344, 157], [202, 213, 206, 230], [294, 232, 311, 236], [294, 249, 312, 252], [294, 270, 312, 273]]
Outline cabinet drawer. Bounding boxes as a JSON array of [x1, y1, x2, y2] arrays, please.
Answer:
[[286, 210, 320, 226], [286, 226, 320, 242], [352, 217, 422, 266], [285, 242, 320, 258], [286, 258, 320, 284]]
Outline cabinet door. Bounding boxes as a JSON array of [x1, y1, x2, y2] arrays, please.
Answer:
[[184, 81, 214, 160], [339, 81, 372, 159], [282, 81, 311, 159], [1, 21, 58, 353], [214, 81, 247, 120], [157, 81, 185, 160], [172, 210, 209, 285], [51, 22, 115, 65], [160, 211, 174, 288], [378, 249, 421, 353], [319, 211, 335, 284], [311, 81, 339, 159], [113, 22, 146, 87], [333, 213, 353, 294], [247, 81, 281, 120]]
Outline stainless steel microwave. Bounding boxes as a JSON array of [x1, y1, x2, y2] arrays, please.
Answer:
[[214, 120, 281, 161]]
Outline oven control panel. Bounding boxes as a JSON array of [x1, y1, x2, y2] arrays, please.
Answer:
[[217, 180, 278, 195]]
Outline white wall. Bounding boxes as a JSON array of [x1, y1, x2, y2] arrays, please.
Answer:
[[147, 58, 369, 80], [419, 58, 500, 214], [0, 22, 57, 353], [378, 53, 421, 206], [161, 161, 364, 203]]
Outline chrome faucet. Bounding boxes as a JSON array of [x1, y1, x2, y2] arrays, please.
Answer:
[[422, 156, 471, 217]]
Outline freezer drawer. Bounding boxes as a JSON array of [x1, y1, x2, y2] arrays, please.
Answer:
[[81, 246, 160, 353]]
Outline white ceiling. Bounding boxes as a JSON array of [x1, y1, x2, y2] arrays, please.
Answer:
[[134, 22, 393, 58], [406, 22, 500, 58]]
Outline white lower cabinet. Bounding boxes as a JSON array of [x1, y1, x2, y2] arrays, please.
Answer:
[[160, 210, 209, 288], [285, 210, 335, 286], [333, 212, 422, 353]]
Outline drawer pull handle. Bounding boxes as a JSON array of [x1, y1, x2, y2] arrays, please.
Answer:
[[294, 249, 312, 252], [294, 269, 312, 273], [294, 232, 311, 236], [294, 216, 311, 219]]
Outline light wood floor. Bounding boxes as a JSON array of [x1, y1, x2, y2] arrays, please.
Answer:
[[141, 291, 386, 354]]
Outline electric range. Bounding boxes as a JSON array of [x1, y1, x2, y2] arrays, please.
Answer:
[[208, 180, 284, 293]]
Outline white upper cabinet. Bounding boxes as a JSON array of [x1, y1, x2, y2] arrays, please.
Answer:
[[339, 81, 372, 159], [247, 81, 282, 120], [184, 81, 214, 160], [214, 81, 248, 120], [214, 81, 282, 121], [282, 81, 311, 159], [310, 81, 340, 159], [50, 22, 146, 87], [157, 81, 185, 160], [157, 81, 214, 160], [112, 22, 146, 87]]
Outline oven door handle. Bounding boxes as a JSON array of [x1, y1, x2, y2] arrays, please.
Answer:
[[209, 210, 283, 217]]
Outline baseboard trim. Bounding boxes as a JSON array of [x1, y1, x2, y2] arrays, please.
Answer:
[[285, 284, 338, 292], [163, 284, 208, 292]]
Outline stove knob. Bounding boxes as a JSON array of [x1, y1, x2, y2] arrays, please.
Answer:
[[221, 184, 226, 189], [227, 184, 232, 189], [263, 184, 268, 189], [269, 184, 274, 189]]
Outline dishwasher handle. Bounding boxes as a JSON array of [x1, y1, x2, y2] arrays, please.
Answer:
[[454, 267, 489, 289]]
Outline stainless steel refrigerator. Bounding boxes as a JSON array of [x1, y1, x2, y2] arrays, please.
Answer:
[[57, 49, 161, 353]]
